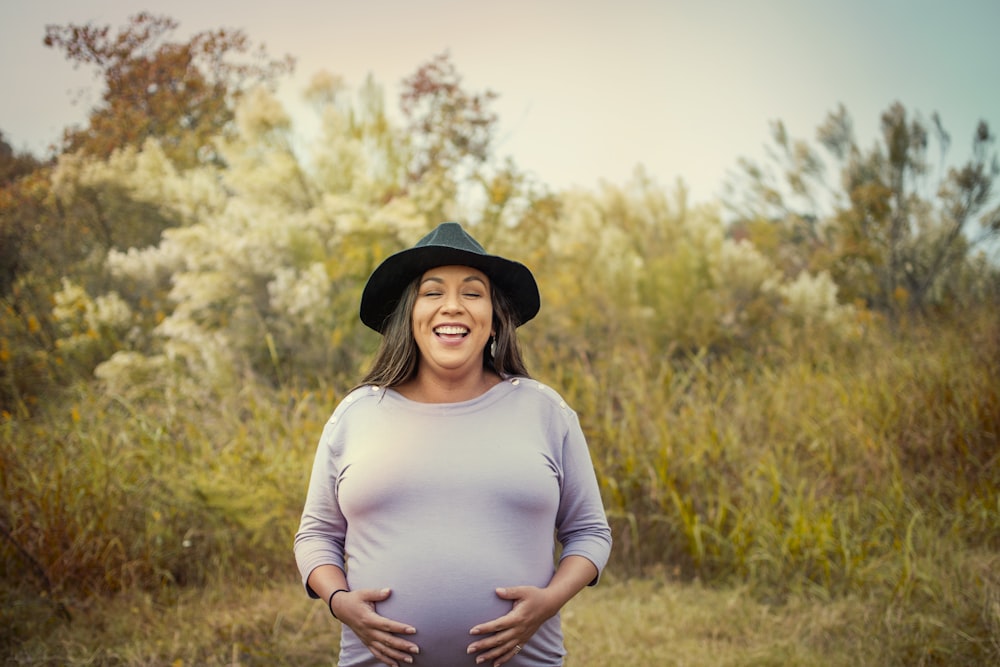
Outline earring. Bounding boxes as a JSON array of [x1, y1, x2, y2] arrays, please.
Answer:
[[489, 336, 497, 359]]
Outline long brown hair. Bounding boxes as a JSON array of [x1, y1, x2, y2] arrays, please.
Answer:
[[359, 273, 531, 388]]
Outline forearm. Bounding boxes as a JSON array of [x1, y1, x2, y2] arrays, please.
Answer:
[[306, 563, 349, 608], [543, 555, 599, 613]]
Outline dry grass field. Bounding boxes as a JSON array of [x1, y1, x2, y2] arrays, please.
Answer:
[[7, 561, 999, 666], [3, 315, 998, 666]]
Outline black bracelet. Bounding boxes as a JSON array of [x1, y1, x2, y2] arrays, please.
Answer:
[[327, 588, 349, 619]]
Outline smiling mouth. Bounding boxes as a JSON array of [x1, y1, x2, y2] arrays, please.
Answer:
[[434, 325, 470, 338]]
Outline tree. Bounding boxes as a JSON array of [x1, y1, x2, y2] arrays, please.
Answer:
[[0, 132, 43, 293], [726, 102, 1000, 318], [44, 12, 294, 167], [399, 51, 498, 185], [0, 132, 41, 186]]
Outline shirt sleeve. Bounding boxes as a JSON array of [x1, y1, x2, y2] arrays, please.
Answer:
[[554, 406, 613, 585], [293, 409, 349, 598]]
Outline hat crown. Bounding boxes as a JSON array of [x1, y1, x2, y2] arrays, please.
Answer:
[[415, 222, 486, 254]]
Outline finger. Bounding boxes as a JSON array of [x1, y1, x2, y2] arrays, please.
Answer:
[[469, 615, 510, 636], [471, 639, 522, 667], [504, 642, 524, 665], [372, 631, 420, 656], [357, 593, 417, 636], [371, 617, 418, 636], [368, 638, 418, 666], [495, 586, 522, 599], [358, 586, 393, 602], [366, 640, 399, 667], [468, 632, 515, 657]]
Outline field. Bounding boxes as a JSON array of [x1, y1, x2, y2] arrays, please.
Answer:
[[3, 16, 1000, 666], [2, 312, 999, 666], [11, 574, 993, 667]]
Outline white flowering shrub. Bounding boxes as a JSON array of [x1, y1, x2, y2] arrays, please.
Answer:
[[45, 65, 861, 398], [51, 140, 223, 222], [94, 351, 175, 401], [78, 80, 448, 392], [539, 173, 853, 355], [52, 280, 132, 338], [51, 279, 134, 369], [777, 269, 853, 331], [267, 263, 332, 329]]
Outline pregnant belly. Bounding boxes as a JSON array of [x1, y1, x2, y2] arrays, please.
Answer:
[[350, 570, 515, 666], [343, 533, 561, 666]]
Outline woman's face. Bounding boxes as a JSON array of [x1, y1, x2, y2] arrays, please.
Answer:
[[411, 265, 494, 380]]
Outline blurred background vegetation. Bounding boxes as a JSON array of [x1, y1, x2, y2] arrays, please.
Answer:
[[2, 13, 998, 666]]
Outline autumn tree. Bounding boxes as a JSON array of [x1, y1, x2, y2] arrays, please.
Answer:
[[400, 51, 498, 185], [1, 14, 292, 410], [726, 102, 1000, 318], [0, 132, 43, 293], [44, 12, 294, 167], [396, 51, 551, 243], [0, 132, 41, 186], [2, 13, 294, 292]]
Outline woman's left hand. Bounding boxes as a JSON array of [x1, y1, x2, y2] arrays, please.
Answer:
[[465, 585, 558, 666]]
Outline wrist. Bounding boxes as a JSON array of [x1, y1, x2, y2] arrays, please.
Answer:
[[327, 588, 349, 619]]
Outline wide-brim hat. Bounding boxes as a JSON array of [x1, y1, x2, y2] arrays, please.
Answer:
[[360, 222, 540, 333]]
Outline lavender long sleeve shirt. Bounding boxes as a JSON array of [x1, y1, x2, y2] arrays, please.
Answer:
[[294, 377, 612, 667]]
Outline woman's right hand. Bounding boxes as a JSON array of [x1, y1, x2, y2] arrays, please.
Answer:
[[332, 587, 420, 667]]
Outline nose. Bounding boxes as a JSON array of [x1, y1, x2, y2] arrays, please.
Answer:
[[442, 289, 465, 313]]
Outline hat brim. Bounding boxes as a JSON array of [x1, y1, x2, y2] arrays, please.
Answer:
[[360, 245, 540, 333]]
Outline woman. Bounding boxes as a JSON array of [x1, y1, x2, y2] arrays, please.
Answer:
[[294, 222, 612, 667]]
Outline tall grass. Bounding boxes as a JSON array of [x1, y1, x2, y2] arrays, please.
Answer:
[[3, 311, 998, 663], [532, 310, 999, 663], [1, 381, 332, 646], [539, 312, 999, 586]]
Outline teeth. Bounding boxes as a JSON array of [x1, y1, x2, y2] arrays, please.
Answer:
[[435, 326, 469, 335]]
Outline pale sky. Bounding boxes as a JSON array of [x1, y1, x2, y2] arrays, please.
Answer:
[[2, 0, 997, 205]]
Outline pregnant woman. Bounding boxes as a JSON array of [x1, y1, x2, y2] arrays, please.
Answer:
[[294, 222, 612, 667]]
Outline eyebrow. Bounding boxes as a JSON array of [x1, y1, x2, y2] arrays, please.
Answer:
[[419, 275, 488, 287]]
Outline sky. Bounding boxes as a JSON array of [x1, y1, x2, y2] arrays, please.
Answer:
[[1, 0, 998, 205]]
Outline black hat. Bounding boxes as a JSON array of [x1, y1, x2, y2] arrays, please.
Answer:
[[360, 222, 540, 333]]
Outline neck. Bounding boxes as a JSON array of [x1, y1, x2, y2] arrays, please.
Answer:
[[399, 367, 499, 403]]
